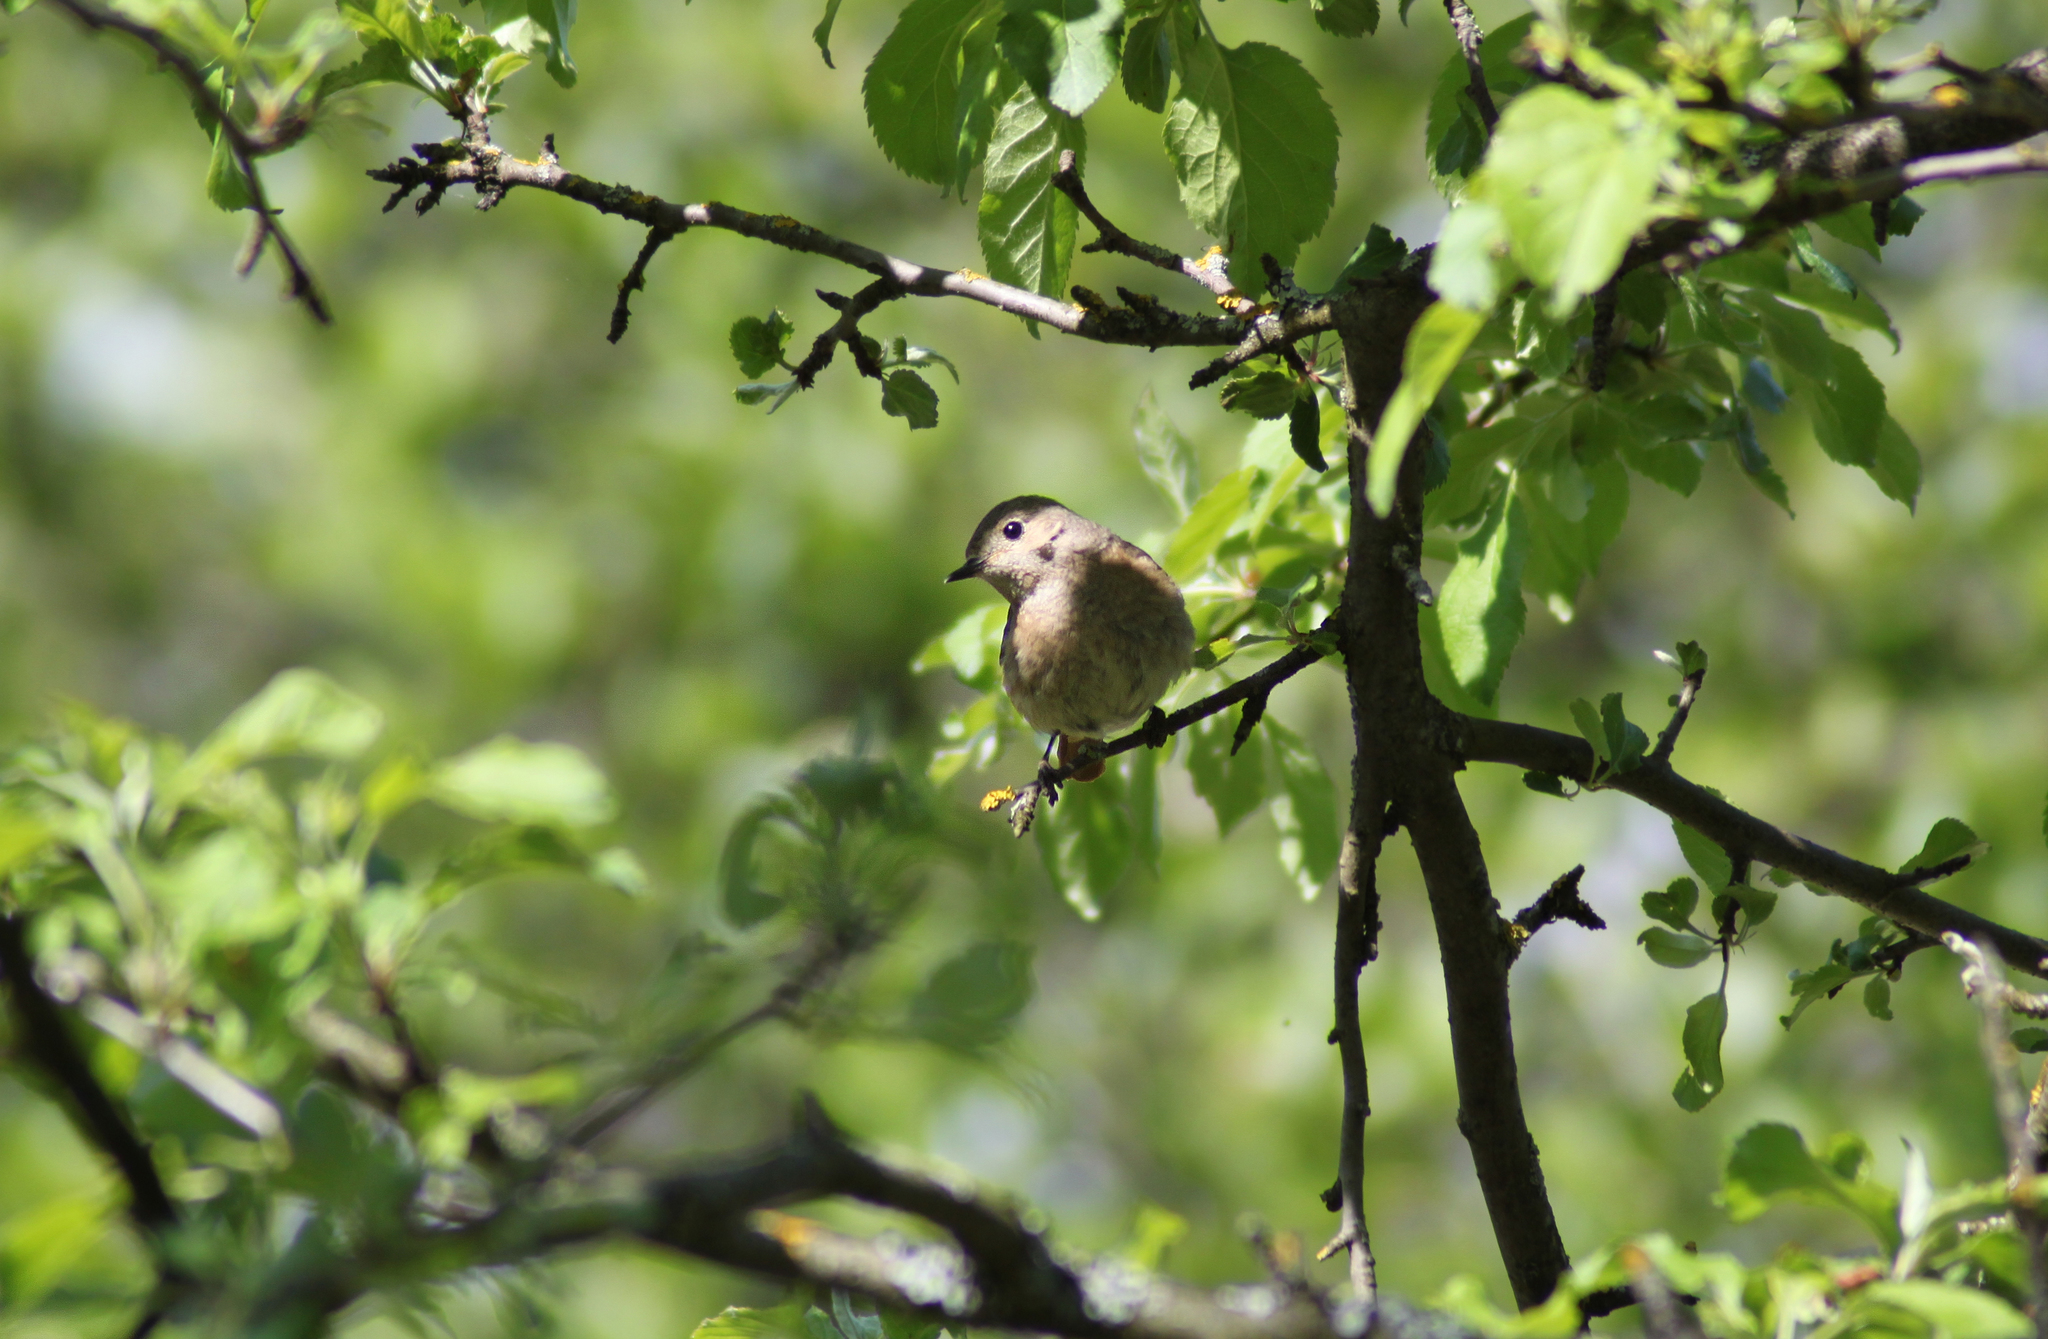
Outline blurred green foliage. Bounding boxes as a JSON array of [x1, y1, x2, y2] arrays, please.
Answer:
[[4, 0, 2048, 1334]]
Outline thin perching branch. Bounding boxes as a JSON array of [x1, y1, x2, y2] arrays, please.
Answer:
[[609, 226, 679, 344]]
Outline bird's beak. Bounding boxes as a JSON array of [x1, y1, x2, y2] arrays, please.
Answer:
[[945, 557, 982, 583]]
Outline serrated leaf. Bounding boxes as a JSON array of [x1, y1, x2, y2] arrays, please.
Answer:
[[1121, 8, 1172, 111], [1164, 466, 1254, 579], [1638, 927, 1715, 968], [997, 0, 1125, 115], [1868, 413, 1921, 511], [1185, 711, 1266, 836], [880, 370, 940, 428], [1310, 0, 1376, 37], [1370, 300, 1487, 513], [1287, 395, 1327, 470], [1267, 719, 1337, 899], [1482, 85, 1676, 313], [863, 0, 1005, 188], [730, 310, 795, 378], [1219, 369, 1300, 419], [1164, 36, 1338, 275], [1332, 222, 1408, 288], [1813, 203, 1882, 260], [1721, 1123, 1901, 1251], [205, 125, 252, 212], [1435, 487, 1526, 706], [978, 87, 1085, 299]]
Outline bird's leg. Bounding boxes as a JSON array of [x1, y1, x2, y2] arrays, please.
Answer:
[[1141, 707, 1171, 749], [1035, 733, 1063, 807]]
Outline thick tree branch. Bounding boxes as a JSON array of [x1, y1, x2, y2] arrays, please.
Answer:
[[369, 138, 1244, 352], [0, 912, 177, 1234], [1457, 717, 2048, 978], [1329, 278, 1568, 1309], [44, 0, 330, 323]]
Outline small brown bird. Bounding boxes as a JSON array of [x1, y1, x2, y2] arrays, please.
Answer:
[[948, 496, 1194, 782]]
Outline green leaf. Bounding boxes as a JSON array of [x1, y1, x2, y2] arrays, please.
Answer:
[[1596, 691, 1648, 773], [719, 798, 795, 927], [1483, 85, 1676, 313], [1673, 820, 1734, 891], [2015, 1027, 2048, 1054], [1569, 697, 1607, 760], [1134, 389, 1199, 516], [1164, 37, 1338, 274], [1369, 301, 1487, 513], [730, 310, 795, 378], [1219, 369, 1300, 419], [1434, 487, 1526, 707], [1267, 719, 1337, 900], [997, 0, 1125, 116], [1813, 203, 1882, 260], [1638, 927, 1715, 969], [1121, 8, 1172, 111], [978, 87, 1086, 299], [918, 602, 1007, 689], [1185, 711, 1267, 836], [1522, 771, 1568, 798], [1721, 1123, 1901, 1252], [1428, 202, 1510, 313], [1867, 413, 1921, 511], [1674, 989, 1727, 1110], [1863, 973, 1893, 1021], [1164, 466, 1254, 579], [191, 668, 384, 772], [863, 0, 1004, 188], [1641, 877, 1699, 932], [695, 1307, 809, 1339], [1858, 1282, 2032, 1339], [1287, 394, 1327, 471], [813, 0, 845, 65], [1332, 222, 1408, 288], [880, 370, 940, 428], [1035, 766, 1131, 917], [0, 1193, 113, 1309], [1309, 0, 1376, 37], [205, 125, 252, 212], [1899, 816, 1986, 879], [430, 736, 616, 828], [911, 940, 1035, 1047]]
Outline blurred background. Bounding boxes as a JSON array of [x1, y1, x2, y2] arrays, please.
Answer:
[[2, 0, 2047, 1331]]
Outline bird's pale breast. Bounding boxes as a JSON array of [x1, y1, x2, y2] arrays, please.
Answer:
[[1000, 541, 1193, 739]]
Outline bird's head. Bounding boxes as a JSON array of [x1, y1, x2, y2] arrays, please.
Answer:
[[947, 495, 1085, 599]]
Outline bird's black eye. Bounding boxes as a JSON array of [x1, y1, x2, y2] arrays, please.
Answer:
[[1001, 520, 1024, 540]]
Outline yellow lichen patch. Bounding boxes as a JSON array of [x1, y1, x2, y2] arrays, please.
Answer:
[[1199, 245, 1226, 263], [980, 786, 1016, 811], [1931, 83, 1969, 107], [770, 215, 802, 228], [756, 1210, 818, 1249], [956, 268, 987, 282]]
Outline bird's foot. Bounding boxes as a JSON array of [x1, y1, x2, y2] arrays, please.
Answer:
[[1141, 707, 1172, 750]]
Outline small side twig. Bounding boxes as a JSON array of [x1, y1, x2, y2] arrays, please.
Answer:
[[1508, 865, 1605, 961], [1587, 281, 1618, 392], [794, 277, 904, 387], [46, 0, 330, 323], [1442, 0, 1500, 131], [608, 227, 679, 344], [1315, 832, 1379, 1302], [1651, 662, 1707, 763], [1051, 150, 1243, 304]]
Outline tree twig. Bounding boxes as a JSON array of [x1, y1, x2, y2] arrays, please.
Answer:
[[794, 277, 904, 386], [1507, 865, 1605, 961], [369, 139, 1246, 352], [1050, 150, 1243, 305], [0, 912, 177, 1234], [1651, 661, 1707, 764], [1442, 0, 1500, 131], [609, 227, 679, 344], [44, 0, 330, 323], [1459, 717, 2048, 977]]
